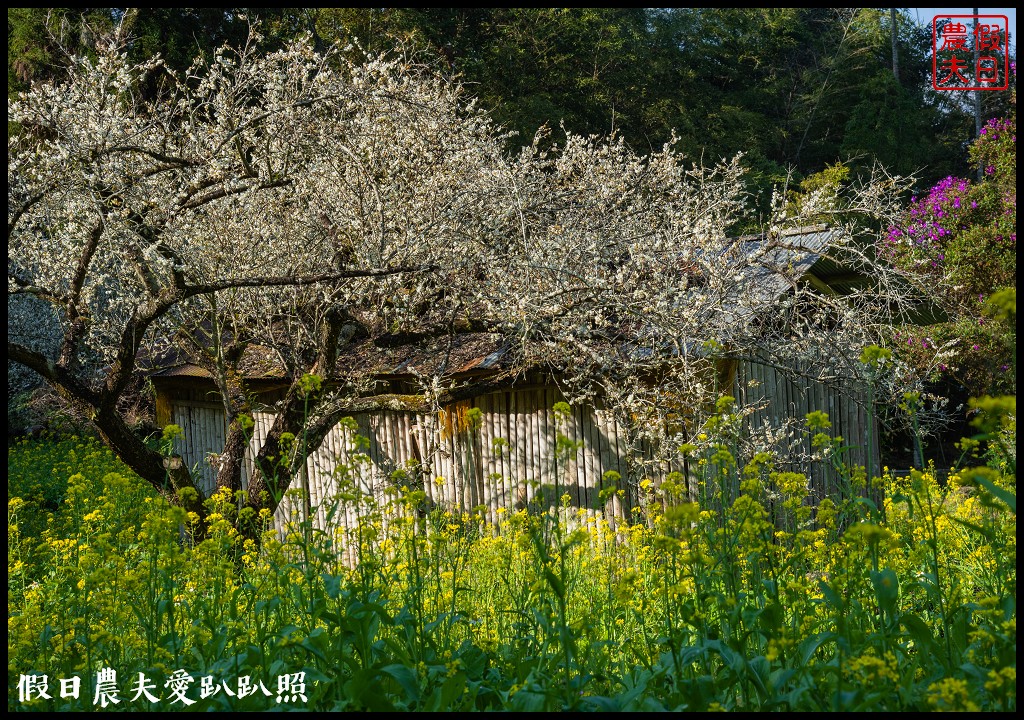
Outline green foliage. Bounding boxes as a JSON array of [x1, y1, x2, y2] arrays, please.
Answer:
[[282, 9, 986, 211], [7, 8, 110, 93], [840, 73, 939, 178], [859, 345, 893, 370], [298, 372, 323, 398], [115, 8, 254, 76], [7, 8, 260, 96], [9, 424, 1015, 711]]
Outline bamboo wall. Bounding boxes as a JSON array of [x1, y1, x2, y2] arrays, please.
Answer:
[[167, 364, 878, 536], [733, 357, 880, 503], [171, 401, 226, 497], [170, 387, 638, 537]]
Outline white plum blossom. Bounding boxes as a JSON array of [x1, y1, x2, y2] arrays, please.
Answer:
[[8, 30, 922, 531]]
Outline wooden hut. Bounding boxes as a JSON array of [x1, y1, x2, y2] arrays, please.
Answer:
[[151, 227, 881, 534]]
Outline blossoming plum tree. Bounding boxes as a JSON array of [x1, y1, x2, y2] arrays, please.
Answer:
[[8, 29, 916, 536]]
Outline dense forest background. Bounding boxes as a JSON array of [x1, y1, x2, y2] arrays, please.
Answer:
[[7, 8, 1014, 197]]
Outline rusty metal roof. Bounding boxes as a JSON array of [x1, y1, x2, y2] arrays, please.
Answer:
[[150, 365, 213, 378], [334, 333, 511, 378]]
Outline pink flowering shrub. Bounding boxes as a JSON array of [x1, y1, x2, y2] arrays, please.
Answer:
[[882, 89, 1015, 395], [882, 175, 971, 276]]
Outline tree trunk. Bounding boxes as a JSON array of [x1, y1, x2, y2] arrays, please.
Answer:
[[890, 8, 899, 84], [64, 389, 208, 533], [213, 370, 256, 496], [10, 340, 209, 534]]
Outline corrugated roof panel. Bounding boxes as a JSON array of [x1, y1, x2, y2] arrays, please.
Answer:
[[478, 346, 510, 369]]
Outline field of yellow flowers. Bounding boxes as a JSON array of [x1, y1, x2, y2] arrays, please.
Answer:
[[7, 397, 1016, 711]]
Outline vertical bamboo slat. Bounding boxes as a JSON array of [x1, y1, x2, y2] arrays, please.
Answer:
[[358, 415, 373, 496], [538, 389, 552, 492], [583, 404, 597, 519], [524, 391, 537, 506], [438, 410, 451, 510], [343, 419, 359, 535], [460, 411, 475, 509], [496, 392, 510, 512], [594, 403, 608, 518], [474, 402, 486, 509], [524, 393, 535, 505], [452, 405, 465, 510], [573, 404, 586, 511], [510, 392, 524, 510], [551, 389, 563, 503], [562, 400, 577, 509], [479, 394, 496, 524], [419, 414, 437, 507], [605, 411, 622, 522], [596, 405, 613, 520]]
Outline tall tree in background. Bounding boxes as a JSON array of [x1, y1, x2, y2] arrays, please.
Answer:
[[8, 7, 110, 92], [10, 8, 995, 191]]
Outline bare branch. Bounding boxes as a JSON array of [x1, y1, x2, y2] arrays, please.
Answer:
[[181, 265, 437, 298]]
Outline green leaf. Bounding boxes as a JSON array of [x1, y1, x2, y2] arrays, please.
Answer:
[[797, 631, 836, 666], [381, 663, 421, 703], [818, 581, 844, 610], [436, 673, 470, 710], [512, 690, 550, 712], [870, 568, 899, 615], [948, 515, 994, 539], [746, 655, 770, 696], [972, 474, 1016, 512], [300, 627, 329, 661], [322, 572, 345, 599], [900, 613, 938, 653], [456, 642, 488, 680], [761, 600, 783, 630], [543, 569, 565, 600], [580, 695, 619, 711]]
